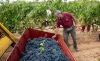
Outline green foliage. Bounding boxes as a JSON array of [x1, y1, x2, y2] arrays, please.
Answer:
[[0, 1, 34, 33], [98, 58, 100, 61]]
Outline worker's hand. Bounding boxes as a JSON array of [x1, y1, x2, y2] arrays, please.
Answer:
[[52, 35, 56, 39], [75, 24, 78, 28], [75, 25, 77, 28]]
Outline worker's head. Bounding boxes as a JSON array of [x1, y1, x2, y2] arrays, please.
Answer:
[[54, 10, 62, 18]]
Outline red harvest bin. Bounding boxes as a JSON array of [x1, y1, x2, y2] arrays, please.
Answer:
[[7, 28, 76, 61]]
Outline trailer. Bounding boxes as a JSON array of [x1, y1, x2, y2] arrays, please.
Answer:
[[7, 28, 76, 61]]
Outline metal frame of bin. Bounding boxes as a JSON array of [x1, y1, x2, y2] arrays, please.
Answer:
[[0, 23, 18, 43], [7, 28, 76, 61], [0, 23, 18, 58]]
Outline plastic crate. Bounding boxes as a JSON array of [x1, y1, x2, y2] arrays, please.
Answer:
[[7, 28, 76, 61]]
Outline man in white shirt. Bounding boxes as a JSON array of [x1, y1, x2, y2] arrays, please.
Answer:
[[46, 7, 51, 17], [42, 7, 51, 27]]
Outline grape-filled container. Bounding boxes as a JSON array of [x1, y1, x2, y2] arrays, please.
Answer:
[[7, 28, 76, 61]]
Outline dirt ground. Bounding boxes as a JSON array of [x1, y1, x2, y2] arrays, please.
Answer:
[[0, 26, 100, 61]]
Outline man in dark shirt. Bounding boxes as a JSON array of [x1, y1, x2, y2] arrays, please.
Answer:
[[52, 10, 78, 52]]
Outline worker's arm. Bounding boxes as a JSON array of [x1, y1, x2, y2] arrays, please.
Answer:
[[72, 15, 78, 28], [69, 13, 77, 27], [52, 19, 60, 38], [72, 15, 77, 24], [52, 27, 59, 38]]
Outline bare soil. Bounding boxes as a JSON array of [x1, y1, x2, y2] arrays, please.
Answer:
[[0, 27, 100, 61]]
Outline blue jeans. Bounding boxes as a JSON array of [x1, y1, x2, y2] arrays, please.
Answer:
[[63, 26, 77, 49]]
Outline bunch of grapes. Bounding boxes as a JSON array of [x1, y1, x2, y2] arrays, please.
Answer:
[[19, 37, 70, 61]]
